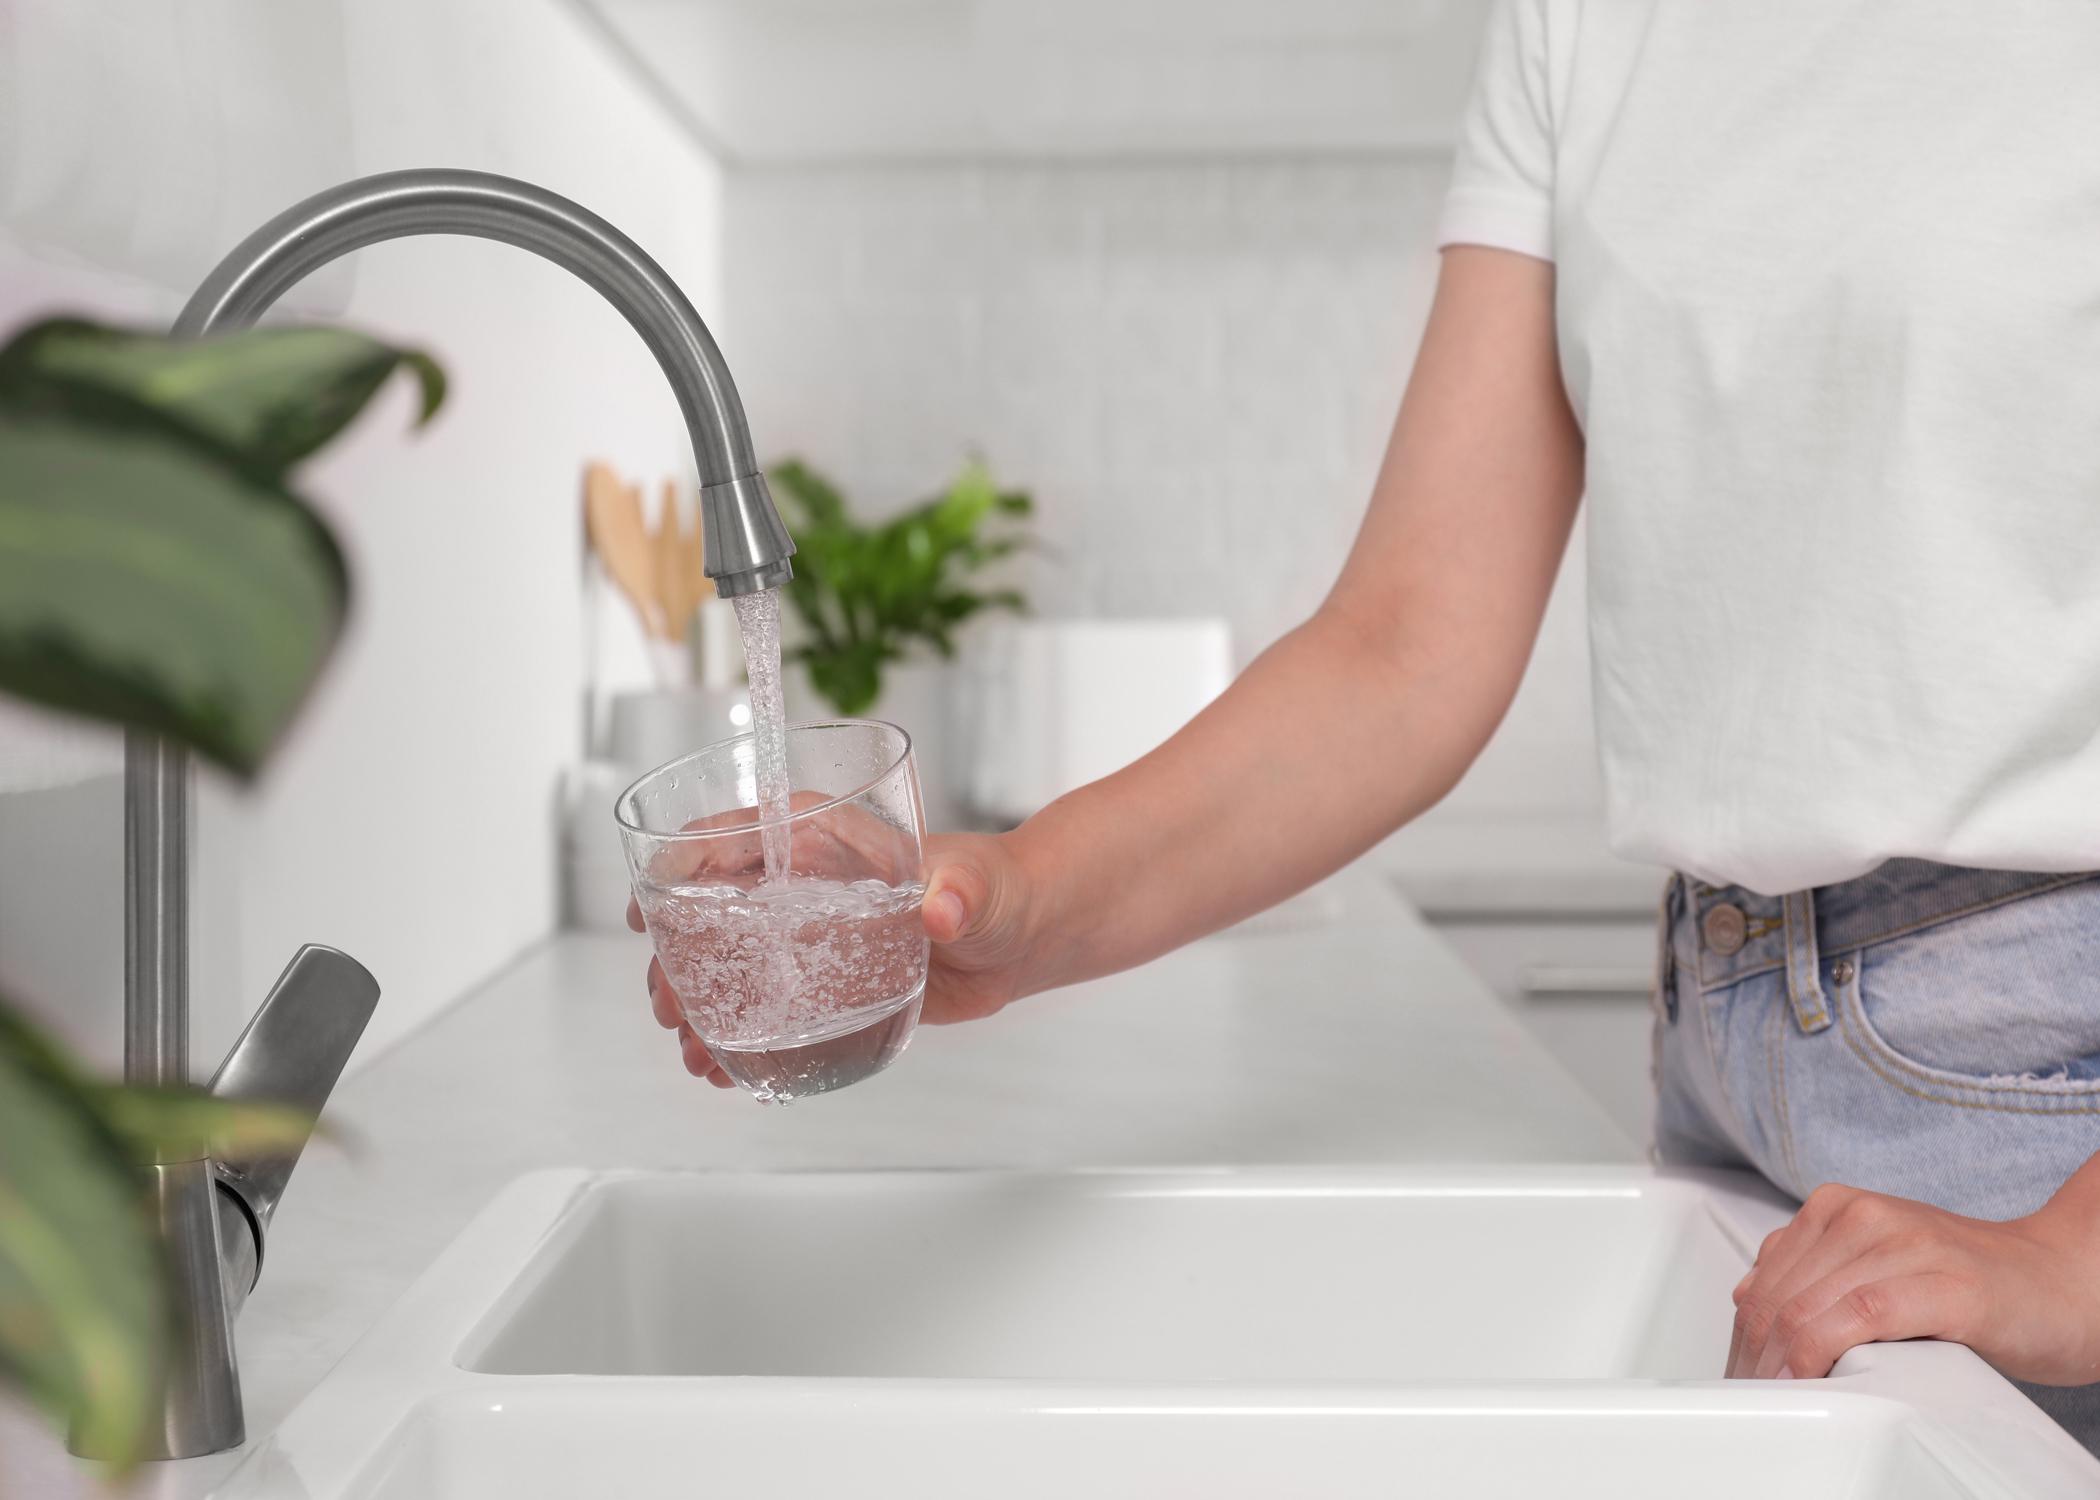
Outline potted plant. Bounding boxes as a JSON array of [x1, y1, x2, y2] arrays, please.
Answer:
[[768, 457, 1033, 824], [0, 315, 443, 1465]]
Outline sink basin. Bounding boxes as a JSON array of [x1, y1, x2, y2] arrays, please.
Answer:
[[213, 1168, 2100, 1499], [461, 1172, 1736, 1381], [344, 1387, 1975, 1500]]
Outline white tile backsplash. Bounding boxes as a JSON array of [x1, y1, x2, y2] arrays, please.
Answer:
[[720, 156, 1601, 817]]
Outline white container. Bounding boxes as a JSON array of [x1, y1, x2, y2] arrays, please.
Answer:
[[961, 618, 1234, 825], [561, 761, 640, 933], [602, 685, 750, 771]]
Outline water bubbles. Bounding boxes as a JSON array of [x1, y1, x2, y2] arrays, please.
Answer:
[[636, 876, 929, 1101], [730, 590, 794, 880]]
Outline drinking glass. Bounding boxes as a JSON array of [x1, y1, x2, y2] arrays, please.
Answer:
[[615, 719, 928, 1103]]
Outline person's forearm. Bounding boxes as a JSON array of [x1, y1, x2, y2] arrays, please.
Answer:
[[1005, 603, 1492, 991], [995, 248, 1582, 997]]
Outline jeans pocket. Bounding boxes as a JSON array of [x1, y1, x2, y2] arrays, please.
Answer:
[[1835, 881, 2100, 1109]]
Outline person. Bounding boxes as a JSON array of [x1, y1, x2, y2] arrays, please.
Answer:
[[636, 0, 2100, 1451]]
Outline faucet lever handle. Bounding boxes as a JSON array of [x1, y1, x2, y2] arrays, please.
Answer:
[[207, 945, 379, 1250]]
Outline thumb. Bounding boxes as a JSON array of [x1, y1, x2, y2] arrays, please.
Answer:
[[919, 835, 1011, 950]]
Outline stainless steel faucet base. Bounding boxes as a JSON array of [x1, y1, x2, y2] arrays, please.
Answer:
[[104, 168, 796, 1461], [138, 1160, 245, 1460]]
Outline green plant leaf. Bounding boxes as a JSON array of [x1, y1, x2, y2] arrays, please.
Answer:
[[0, 401, 349, 776], [0, 1021, 165, 1468], [0, 993, 317, 1160], [0, 319, 444, 479], [955, 537, 1028, 567], [0, 1000, 321, 1466], [770, 458, 848, 528], [929, 460, 998, 537], [806, 641, 888, 716], [0, 1005, 135, 1170], [766, 456, 1034, 712], [88, 1088, 317, 1164]]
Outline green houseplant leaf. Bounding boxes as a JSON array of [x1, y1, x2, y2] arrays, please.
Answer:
[[769, 457, 1035, 716], [0, 1038, 165, 1465], [0, 1002, 320, 1466], [87, 1088, 318, 1164], [0, 318, 443, 777], [0, 404, 347, 777], [0, 319, 445, 478]]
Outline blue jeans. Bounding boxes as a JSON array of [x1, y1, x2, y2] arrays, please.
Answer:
[[1653, 860, 2100, 1449]]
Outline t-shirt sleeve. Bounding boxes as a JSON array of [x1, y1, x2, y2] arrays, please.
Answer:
[[1437, 0, 1557, 262]]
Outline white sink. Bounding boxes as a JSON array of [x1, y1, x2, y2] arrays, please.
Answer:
[[345, 1387, 1985, 1500], [461, 1171, 1739, 1381], [212, 1168, 2100, 1499]]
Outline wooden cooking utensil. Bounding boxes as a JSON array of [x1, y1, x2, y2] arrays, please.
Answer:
[[677, 481, 711, 614], [584, 461, 663, 639], [651, 479, 714, 642]]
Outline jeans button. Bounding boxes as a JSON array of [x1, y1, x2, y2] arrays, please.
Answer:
[[1701, 902, 1748, 956], [1832, 958, 1855, 985]]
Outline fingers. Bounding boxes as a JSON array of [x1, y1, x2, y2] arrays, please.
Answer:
[[1727, 1183, 1861, 1376], [646, 958, 731, 1085], [1764, 1274, 1964, 1380], [627, 895, 645, 933], [638, 798, 822, 887], [645, 825, 766, 887], [1737, 1191, 1905, 1378], [647, 957, 682, 1030], [678, 1026, 735, 1088], [1730, 1185, 1851, 1376], [1730, 1185, 1982, 1382], [1751, 1251, 1915, 1380], [1727, 1227, 1788, 1376], [646, 793, 917, 889], [793, 798, 919, 885]]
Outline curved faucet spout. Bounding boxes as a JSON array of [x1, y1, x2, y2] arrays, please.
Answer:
[[176, 167, 793, 596], [112, 168, 792, 1461]]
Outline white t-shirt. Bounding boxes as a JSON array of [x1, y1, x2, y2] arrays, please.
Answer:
[[1440, 0, 2100, 895]]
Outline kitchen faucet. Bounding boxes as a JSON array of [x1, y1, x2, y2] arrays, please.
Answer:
[[110, 168, 794, 1461]]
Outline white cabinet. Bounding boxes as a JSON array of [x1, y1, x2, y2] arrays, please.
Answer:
[[1377, 810, 1666, 1147], [1428, 916, 1660, 1148], [577, 0, 1489, 162]]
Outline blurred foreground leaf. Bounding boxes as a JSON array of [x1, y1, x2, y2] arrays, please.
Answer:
[[0, 317, 442, 776], [0, 1034, 165, 1465]]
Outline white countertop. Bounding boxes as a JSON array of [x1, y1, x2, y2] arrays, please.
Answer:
[[1377, 808, 1666, 920], [20, 873, 1632, 1498]]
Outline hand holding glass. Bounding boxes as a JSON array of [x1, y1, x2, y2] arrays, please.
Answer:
[[616, 720, 928, 1103]]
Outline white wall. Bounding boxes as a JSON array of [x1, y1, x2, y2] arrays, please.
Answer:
[[0, 0, 724, 1073], [717, 159, 1601, 819]]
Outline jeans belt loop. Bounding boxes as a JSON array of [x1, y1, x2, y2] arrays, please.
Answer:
[[1780, 887, 1833, 1034], [1655, 874, 1681, 1023]]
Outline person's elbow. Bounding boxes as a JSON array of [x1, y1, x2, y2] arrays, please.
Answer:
[[1306, 593, 1527, 807]]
